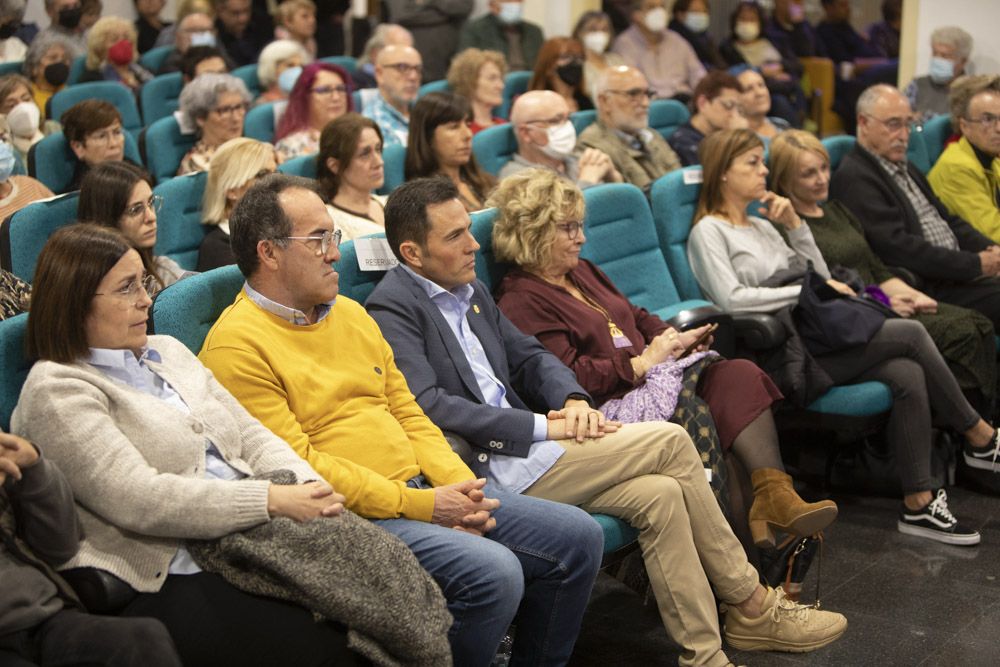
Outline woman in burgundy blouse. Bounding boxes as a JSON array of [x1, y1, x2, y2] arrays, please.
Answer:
[[489, 169, 836, 548]]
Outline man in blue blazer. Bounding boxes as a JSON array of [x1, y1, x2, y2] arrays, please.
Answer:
[[365, 176, 848, 666]]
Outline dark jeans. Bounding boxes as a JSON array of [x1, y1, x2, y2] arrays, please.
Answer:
[[0, 608, 179, 667], [122, 572, 366, 667], [815, 319, 981, 493], [927, 276, 1000, 330]]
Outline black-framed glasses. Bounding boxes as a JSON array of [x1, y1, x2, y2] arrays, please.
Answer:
[[212, 102, 249, 117], [95, 274, 152, 307], [280, 229, 342, 255], [312, 84, 348, 97], [124, 194, 163, 219], [965, 113, 1000, 128], [383, 62, 423, 76], [605, 88, 657, 102], [555, 220, 584, 240]]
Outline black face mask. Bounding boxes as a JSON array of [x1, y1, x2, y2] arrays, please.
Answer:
[[555, 61, 583, 88], [43, 62, 70, 87], [0, 22, 19, 40], [57, 6, 83, 30]]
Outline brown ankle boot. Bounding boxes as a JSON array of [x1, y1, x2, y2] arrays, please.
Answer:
[[749, 469, 838, 548]]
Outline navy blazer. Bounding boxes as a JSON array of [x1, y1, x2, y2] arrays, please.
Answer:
[[830, 144, 992, 283], [366, 266, 591, 477]]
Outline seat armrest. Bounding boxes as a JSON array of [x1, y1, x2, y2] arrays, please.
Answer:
[[667, 306, 735, 358], [732, 312, 787, 350], [887, 265, 924, 290]]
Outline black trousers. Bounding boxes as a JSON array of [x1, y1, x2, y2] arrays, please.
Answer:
[[122, 572, 366, 667], [0, 608, 179, 667], [927, 275, 1000, 330]]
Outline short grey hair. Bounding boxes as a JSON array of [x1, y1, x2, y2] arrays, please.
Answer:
[[358, 23, 411, 67], [0, 0, 26, 22], [931, 26, 973, 60], [856, 83, 905, 117], [230, 173, 318, 278], [23, 31, 75, 79], [257, 39, 310, 89], [179, 72, 251, 127], [949, 74, 1000, 131]]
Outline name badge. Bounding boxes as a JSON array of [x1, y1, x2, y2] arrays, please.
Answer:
[[612, 334, 633, 349], [355, 237, 399, 272], [682, 168, 704, 185]]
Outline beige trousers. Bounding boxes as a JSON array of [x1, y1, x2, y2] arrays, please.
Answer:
[[524, 421, 759, 667]]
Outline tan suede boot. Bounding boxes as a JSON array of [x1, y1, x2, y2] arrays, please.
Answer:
[[749, 469, 838, 548]]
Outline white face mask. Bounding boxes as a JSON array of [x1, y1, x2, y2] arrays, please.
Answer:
[[683, 11, 710, 33], [582, 30, 610, 54], [643, 7, 668, 33], [735, 21, 760, 42], [497, 2, 522, 25], [6, 101, 40, 138], [540, 120, 577, 160]]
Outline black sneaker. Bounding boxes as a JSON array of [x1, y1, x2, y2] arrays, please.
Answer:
[[897, 489, 980, 546], [964, 429, 1000, 471]]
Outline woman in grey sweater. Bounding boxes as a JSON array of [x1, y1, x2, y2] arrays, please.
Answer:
[[11, 224, 367, 666], [688, 128, 999, 548]]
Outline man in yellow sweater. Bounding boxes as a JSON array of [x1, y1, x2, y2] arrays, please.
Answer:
[[198, 174, 604, 667]]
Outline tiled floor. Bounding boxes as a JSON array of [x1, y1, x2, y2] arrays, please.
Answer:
[[568, 484, 1000, 666]]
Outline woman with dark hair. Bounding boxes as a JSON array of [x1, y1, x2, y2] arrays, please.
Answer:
[[274, 62, 353, 161], [317, 112, 386, 241], [62, 99, 128, 192], [687, 128, 999, 546], [571, 11, 624, 100], [527, 37, 592, 112], [404, 91, 495, 212], [78, 161, 184, 295], [11, 223, 415, 667], [669, 0, 727, 69]]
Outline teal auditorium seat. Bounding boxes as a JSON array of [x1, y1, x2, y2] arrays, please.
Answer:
[[150, 264, 244, 353], [140, 115, 196, 183], [0, 192, 79, 281], [277, 153, 317, 178], [48, 82, 144, 139], [907, 124, 933, 175], [0, 313, 29, 431], [648, 99, 690, 141], [28, 131, 142, 194], [498, 70, 530, 120], [67, 55, 85, 85], [417, 79, 449, 98], [139, 45, 174, 73], [319, 55, 357, 73], [570, 109, 596, 135], [472, 123, 516, 176], [337, 234, 390, 305], [920, 114, 952, 168], [244, 100, 281, 143], [230, 63, 262, 99], [822, 135, 855, 171], [153, 171, 208, 270], [276, 143, 405, 196], [0, 60, 22, 77], [140, 72, 183, 125]]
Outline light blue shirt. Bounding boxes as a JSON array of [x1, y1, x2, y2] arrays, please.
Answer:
[[402, 266, 564, 493], [362, 92, 410, 148], [243, 281, 334, 325], [86, 347, 246, 575]]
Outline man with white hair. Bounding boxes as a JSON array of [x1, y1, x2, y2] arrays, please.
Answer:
[[904, 26, 973, 120], [576, 65, 682, 191], [831, 83, 1000, 329], [362, 44, 422, 148], [499, 90, 622, 188]]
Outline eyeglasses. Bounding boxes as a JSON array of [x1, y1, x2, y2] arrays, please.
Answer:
[[212, 102, 248, 117], [965, 113, 1000, 128], [382, 62, 423, 76], [312, 84, 348, 97], [864, 114, 916, 132], [605, 88, 657, 102], [713, 98, 741, 112], [555, 220, 584, 240], [280, 228, 342, 255], [124, 194, 163, 219], [524, 114, 570, 129], [95, 274, 152, 307], [86, 125, 124, 145]]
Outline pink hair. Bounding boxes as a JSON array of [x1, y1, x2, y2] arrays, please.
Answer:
[[274, 62, 354, 140]]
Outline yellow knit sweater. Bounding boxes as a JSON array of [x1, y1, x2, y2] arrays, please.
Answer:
[[199, 290, 474, 522]]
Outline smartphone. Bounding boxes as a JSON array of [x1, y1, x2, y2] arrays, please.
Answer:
[[678, 323, 718, 359]]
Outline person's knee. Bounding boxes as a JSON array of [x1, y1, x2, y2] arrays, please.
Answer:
[[884, 318, 933, 352], [469, 546, 525, 610], [878, 357, 925, 397]]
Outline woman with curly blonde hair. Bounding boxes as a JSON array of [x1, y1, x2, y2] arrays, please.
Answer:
[[80, 16, 153, 92], [446, 48, 508, 134]]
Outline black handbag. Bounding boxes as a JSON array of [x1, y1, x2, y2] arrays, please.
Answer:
[[794, 263, 896, 356], [759, 532, 824, 605]]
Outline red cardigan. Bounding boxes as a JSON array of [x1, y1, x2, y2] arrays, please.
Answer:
[[495, 260, 671, 404]]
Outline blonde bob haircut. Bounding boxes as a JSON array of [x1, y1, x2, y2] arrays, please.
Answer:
[[767, 129, 829, 200], [488, 169, 585, 272], [694, 128, 765, 223], [202, 138, 278, 226], [86, 16, 138, 70], [277, 0, 316, 25], [447, 48, 508, 102]]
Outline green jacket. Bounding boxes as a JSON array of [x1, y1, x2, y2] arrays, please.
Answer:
[[576, 120, 682, 191], [456, 14, 543, 70], [928, 136, 1000, 243]]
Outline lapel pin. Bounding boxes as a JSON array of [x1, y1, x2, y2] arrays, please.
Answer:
[[472, 304, 481, 314]]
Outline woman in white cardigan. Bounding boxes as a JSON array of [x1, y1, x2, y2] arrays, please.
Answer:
[[11, 224, 366, 665]]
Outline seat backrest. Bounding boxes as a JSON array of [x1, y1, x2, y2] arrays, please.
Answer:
[[49, 82, 143, 138], [472, 123, 517, 176], [142, 115, 197, 183], [418, 79, 450, 98], [244, 101, 277, 143], [67, 54, 85, 85], [379, 143, 406, 195], [337, 235, 389, 304], [581, 183, 684, 314], [822, 135, 856, 171], [648, 166, 705, 302], [0, 192, 79, 281], [153, 171, 208, 270], [150, 264, 244, 354], [498, 70, 531, 119], [140, 71, 183, 126], [319, 55, 358, 73], [28, 131, 142, 194], [139, 45, 174, 73], [921, 113, 952, 169], [907, 125, 932, 174], [470, 207, 507, 292], [230, 63, 262, 99], [0, 313, 30, 431], [648, 99, 690, 141], [571, 109, 596, 135], [277, 153, 317, 178], [0, 61, 22, 77]]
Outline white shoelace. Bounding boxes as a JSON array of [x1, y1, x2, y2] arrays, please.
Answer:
[[927, 489, 957, 524]]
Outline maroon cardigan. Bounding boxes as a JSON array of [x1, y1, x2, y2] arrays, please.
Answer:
[[495, 260, 671, 404]]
